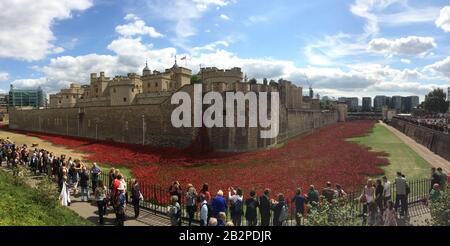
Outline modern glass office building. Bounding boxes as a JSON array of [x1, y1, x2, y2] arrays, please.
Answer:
[[8, 85, 46, 108]]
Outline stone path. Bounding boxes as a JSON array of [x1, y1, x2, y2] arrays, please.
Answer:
[[380, 121, 450, 174]]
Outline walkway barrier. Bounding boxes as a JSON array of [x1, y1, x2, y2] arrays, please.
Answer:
[[97, 171, 435, 226]]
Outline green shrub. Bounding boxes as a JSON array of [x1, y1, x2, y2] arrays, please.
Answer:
[[429, 189, 450, 226]]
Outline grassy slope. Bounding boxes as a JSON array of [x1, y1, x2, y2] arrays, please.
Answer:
[[0, 170, 92, 226], [349, 123, 430, 180]]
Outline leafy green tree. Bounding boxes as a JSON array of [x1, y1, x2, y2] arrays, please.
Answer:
[[190, 75, 202, 84], [248, 78, 257, 84], [424, 88, 449, 113]]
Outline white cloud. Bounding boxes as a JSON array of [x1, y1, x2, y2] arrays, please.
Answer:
[[0, 72, 9, 81], [192, 41, 229, 53], [219, 14, 230, 21], [350, 0, 439, 37], [436, 6, 450, 32], [247, 15, 268, 25], [425, 56, 450, 78], [115, 15, 164, 38], [368, 36, 436, 56], [400, 58, 411, 64], [143, 0, 231, 45], [0, 0, 93, 61]]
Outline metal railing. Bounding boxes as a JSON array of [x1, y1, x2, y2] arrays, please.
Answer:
[[96, 171, 436, 226]]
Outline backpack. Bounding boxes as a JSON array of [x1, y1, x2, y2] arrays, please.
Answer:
[[279, 204, 289, 222]]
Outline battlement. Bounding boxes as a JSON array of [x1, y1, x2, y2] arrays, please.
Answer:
[[201, 67, 243, 84], [90, 72, 110, 82]]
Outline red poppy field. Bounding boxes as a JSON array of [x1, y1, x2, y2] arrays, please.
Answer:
[[17, 120, 390, 196]]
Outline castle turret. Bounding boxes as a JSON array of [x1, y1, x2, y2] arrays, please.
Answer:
[[142, 60, 151, 76]]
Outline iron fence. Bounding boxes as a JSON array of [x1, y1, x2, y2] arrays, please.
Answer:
[[95, 171, 436, 226]]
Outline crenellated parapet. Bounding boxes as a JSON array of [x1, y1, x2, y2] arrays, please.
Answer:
[[200, 67, 243, 84]]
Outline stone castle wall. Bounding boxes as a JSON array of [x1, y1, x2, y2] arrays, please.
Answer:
[[9, 84, 338, 152], [390, 118, 450, 162]]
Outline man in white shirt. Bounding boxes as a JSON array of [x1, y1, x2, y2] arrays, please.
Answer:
[[382, 176, 391, 208]]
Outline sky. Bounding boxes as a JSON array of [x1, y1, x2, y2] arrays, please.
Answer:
[[1, 0, 450, 102]]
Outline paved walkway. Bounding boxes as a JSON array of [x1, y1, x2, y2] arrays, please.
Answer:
[[0, 164, 170, 226], [380, 121, 450, 174]]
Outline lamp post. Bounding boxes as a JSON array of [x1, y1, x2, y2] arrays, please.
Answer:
[[142, 115, 146, 145]]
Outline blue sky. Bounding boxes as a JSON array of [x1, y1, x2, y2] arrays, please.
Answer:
[[1, 0, 450, 102]]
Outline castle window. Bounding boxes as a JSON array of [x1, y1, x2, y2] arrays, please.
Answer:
[[123, 97, 127, 102], [155, 82, 158, 87], [66, 96, 69, 99], [131, 88, 134, 92], [95, 88, 98, 93], [113, 88, 116, 93], [147, 83, 150, 88], [59, 100, 61, 104], [73, 95, 76, 98]]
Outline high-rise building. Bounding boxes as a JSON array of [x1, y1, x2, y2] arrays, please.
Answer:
[[8, 85, 46, 108], [408, 96, 419, 110], [392, 96, 402, 113], [374, 96, 387, 112], [338, 97, 358, 112], [0, 94, 8, 107], [362, 97, 372, 112]]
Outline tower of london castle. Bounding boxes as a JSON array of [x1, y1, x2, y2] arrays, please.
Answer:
[[9, 60, 340, 152]]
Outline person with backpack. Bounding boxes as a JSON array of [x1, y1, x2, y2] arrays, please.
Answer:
[[395, 172, 408, 217], [168, 195, 181, 226], [186, 184, 198, 226], [272, 193, 288, 226], [228, 187, 243, 226], [200, 194, 208, 226], [245, 190, 259, 226]]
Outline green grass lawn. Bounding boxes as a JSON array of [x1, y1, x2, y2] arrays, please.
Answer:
[[0, 170, 92, 226], [349, 123, 431, 181]]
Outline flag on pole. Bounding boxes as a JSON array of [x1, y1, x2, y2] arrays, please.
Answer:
[[180, 56, 188, 67]]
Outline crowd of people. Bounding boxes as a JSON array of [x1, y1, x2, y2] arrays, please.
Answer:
[[0, 136, 448, 227], [165, 169, 448, 226], [395, 114, 450, 133], [0, 137, 143, 226]]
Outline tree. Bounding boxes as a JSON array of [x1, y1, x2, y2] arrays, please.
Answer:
[[190, 75, 202, 84], [248, 78, 257, 84], [424, 88, 449, 113]]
